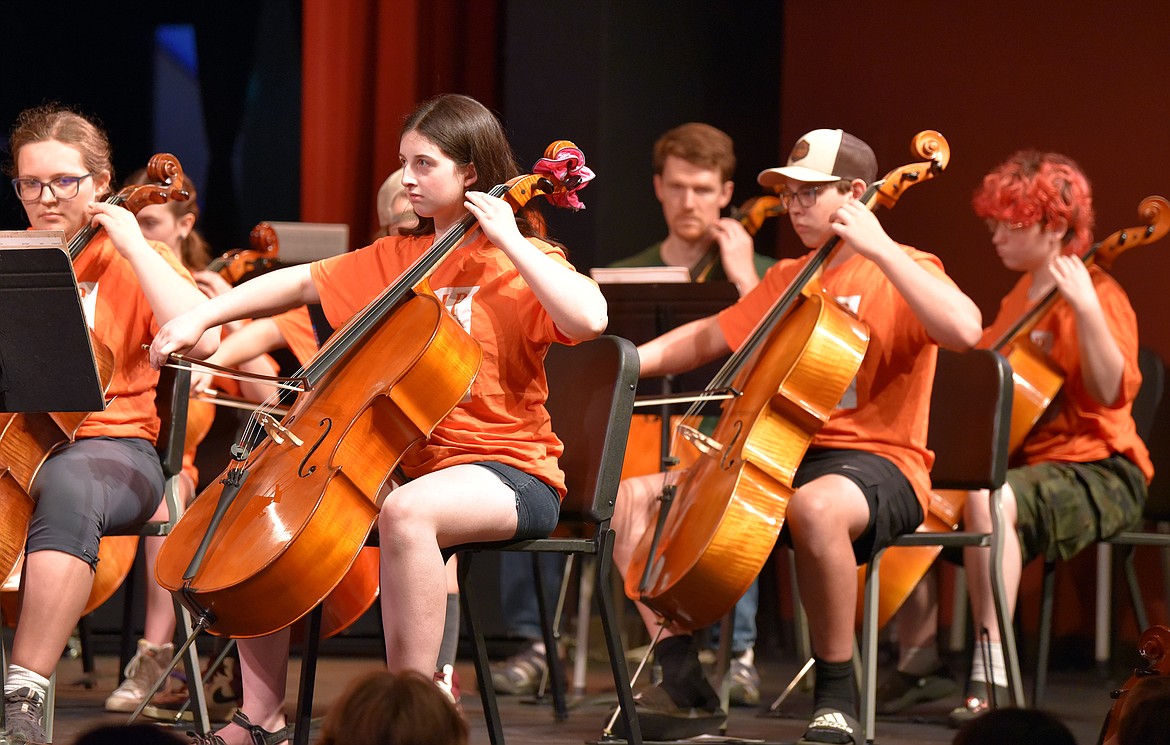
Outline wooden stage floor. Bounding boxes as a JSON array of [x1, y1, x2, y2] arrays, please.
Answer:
[[42, 649, 1116, 744]]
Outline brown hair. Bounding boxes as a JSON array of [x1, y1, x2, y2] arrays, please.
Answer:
[[318, 669, 468, 745], [399, 94, 543, 240], [653, 123, 736, 182], [125, 167, 211, 270], [5, 103, 113, 198]]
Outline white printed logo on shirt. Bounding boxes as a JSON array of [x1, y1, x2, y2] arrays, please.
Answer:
[[78, 281, 98, 330], [433, 285, 479, 334]]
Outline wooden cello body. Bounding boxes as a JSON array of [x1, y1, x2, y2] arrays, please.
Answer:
[[628, 292, 868, 629], [158, 292, 480, 637], [157, 146, 589, 637], [627, 131, 950, 630]]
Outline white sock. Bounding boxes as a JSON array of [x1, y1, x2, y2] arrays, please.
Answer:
[[530, 641, 546, 656], [898, 645, 941, 677], [969, 641, 1007, 688], [4, 664, 49, 702]]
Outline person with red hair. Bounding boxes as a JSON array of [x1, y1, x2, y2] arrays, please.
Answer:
[[877, 151, 1151, 728]]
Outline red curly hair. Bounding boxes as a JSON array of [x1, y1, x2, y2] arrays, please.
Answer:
[[972, 150, 1095, 256]]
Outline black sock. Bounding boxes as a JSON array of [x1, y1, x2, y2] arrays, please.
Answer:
[[655, 634, 720, 711], [812, 657, 857, 717]]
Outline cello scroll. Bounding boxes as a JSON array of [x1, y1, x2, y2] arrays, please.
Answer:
[[1096, 195, 1170, 268], [871, 130, 950, 210]]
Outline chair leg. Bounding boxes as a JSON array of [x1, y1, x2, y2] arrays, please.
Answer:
[[292, 606, 323, 745], [43, 671, 55, 744], [1095, 543, 1112, 670], [859, 548, 885, 745], [988, 487, 1025, 708], [459, 554, 505, 745], [949, 567, 968, 654], [1121, 545, 1149, 633], [1033, 560, 1057, 707], [595, 531, 642, 745], [177, 602, 210, 735], [532, 553, 568, 720], [572, 556, 594, 697]]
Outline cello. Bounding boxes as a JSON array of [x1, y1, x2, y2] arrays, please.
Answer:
[[991, 195, 1170, 454], [0, 154, 191, 615], [155, 141, 592, 638], [626, 131, 951, 631]]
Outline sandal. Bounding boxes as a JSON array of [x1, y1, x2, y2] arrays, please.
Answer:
[[797, 707, 861, 745], [189, 711, 291, 745]]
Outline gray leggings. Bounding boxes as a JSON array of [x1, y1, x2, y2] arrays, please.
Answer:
[[28, 437, 164, 569]]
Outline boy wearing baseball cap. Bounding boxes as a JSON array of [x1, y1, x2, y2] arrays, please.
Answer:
[[610, 129, 982, 744]]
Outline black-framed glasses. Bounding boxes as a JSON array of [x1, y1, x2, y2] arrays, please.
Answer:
[[777, 183, 828, 211], [11, 173, 93, 202]]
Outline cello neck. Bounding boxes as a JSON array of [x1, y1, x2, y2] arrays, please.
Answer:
[[988, 242, 1100, 351], [67, 192, 127, 261]]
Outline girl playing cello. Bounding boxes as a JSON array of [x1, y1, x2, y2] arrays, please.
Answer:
[[149, 93, 606, 745], [0, 103, 218, 744]]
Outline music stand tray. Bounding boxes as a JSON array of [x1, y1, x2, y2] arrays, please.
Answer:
[[0, 232, 107, 413]]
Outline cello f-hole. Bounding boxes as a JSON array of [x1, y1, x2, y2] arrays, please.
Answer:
[[719, 420, 743, 470], [298, 418, 332, 478]]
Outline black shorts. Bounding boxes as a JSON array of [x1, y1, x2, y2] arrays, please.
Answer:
[[28, 437, 164, 569], [474, 462, 561, 540], [777, 447, 924, 564]]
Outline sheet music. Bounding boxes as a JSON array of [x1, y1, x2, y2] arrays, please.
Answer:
[[0, 229, 67, 249]]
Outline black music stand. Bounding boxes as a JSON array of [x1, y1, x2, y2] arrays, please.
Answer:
[[0, 236, 107, 413], [601, 279, 739, 411]]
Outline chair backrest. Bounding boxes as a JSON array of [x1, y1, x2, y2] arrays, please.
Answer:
[[543, 335, 639, 526], [154, 364, 191, 480], [1133, 346, 1165, 444], [926, 348, 1014, 491], [1136, 347, 1170, 520]]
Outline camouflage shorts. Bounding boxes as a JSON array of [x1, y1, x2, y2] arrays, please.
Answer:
[[1010, 454, 1147, 564]]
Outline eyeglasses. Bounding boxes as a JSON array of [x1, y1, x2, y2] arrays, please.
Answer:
[[777, 183, 828, 211], [11, 173, 93, 203], [984, 218, 1036, 233]]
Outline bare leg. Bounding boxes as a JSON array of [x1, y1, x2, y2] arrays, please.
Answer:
[[786, 475, 870, 663], [143, 475, 191, 644], [12, 551, 93, 677], [963, 486, 1021, 643], [212, 629, 291, 745], [379, 464, 519, 674], [897, 568, 940, 653]]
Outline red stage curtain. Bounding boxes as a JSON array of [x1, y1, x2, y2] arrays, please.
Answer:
[[302, 0, 499, 247]]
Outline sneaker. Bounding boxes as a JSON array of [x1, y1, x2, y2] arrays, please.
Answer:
[[433, 664, 462, 710], [141, 657, 242, 723], [3, 687, 46, 744], [728, 648, 761, 707], [490, 643, 547, 696], [104, 638, 175, 713], [797, 707, 861, 745], [875, 667, 957, 714], [947, 683, 1010, 728]]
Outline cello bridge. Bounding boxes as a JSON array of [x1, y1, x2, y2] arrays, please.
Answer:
[[676, 423, 722, 456], [257, 412, 303, 449]]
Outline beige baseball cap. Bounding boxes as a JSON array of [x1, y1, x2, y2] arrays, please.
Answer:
[[757, 129, 878, 187]]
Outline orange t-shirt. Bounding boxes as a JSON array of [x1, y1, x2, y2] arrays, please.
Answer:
[[74, 233, 195, 443], [983, 266, 1153, 482], [718, 247, 952, 513], [270, 305, 320, 365], [309, 232, 574, 496]]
